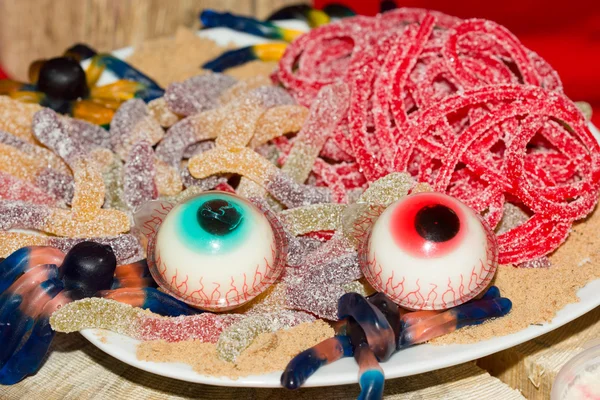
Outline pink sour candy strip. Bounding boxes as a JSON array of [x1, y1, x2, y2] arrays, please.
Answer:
[[165, 73, 237, 116], [312, 159, 348, 203], [272, 10, 596, 265], [281, 82, 350, 183], [441, 19, 540, 88], [380, 8, 461, 29], [389, 16, 436, 149], [32, 109, 86, 168], [123, 140, 158, 210], [138, 313, 244, 343], [320, 136, 354, 162], [0, 172, 58, 206]]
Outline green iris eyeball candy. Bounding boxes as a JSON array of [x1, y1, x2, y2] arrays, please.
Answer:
[[148, 192, 287, 311]]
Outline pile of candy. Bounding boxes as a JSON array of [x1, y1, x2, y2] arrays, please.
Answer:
[[0, 72, 309, 260], [273, 8, 600, 264], [0, 6, 598, 399]]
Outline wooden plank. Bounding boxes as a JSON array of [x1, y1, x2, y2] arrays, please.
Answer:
[[0, 0, 254, 80], [478, 306, 600, 400]]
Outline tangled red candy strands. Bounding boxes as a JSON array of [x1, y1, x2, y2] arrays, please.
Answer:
[[392, 85, 600, 263], [275, 8, 600, 265]]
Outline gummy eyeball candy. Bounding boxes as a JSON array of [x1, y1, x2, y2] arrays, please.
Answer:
[[360, 192, 497, 311], [148, 192, 287, 311]]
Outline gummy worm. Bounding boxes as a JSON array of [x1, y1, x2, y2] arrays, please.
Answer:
[[281, 83, 349, 183], [50, 297, 240, 343]]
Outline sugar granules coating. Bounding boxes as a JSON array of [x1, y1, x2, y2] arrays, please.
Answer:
[[433, 206, 600, 345], [137, 320, 334, 379], [0, 96, 42, 143], [216, 311, 315, 362], [123, 140, 158, 209], [50, 298, 243, 343]]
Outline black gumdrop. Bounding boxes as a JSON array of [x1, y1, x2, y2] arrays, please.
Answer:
[[60, 241, 117, 298], [414, 204, 460, 242], [197, 199, 243, 236], [266, 4, 311, 21], [65, 43, 97, 61], [37, 57, 89, 100]]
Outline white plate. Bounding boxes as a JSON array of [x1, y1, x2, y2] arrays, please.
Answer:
[[80, 24, 600, 388]]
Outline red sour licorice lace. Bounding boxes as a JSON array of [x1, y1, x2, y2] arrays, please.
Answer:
[[275, 9, 600, 265], [276, 16, 377, 106], [442, 19, 541, 88]]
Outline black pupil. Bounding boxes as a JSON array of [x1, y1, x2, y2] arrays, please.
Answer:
[[197, 199, 242, 236], [414, 204, 460, 242]]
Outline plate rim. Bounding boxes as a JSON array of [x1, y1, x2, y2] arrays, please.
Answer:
[[81, 277, 600, 388]]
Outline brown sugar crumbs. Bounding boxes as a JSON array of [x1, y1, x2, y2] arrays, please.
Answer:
[[137, 320, 334, 379], [433, 204, 600, 344], [126, 27, 277, 87]]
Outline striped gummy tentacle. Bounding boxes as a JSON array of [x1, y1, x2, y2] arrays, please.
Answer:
[[280, 335, 353, 389], [338, 292, 396, 362], [399, 297, 512, 347]]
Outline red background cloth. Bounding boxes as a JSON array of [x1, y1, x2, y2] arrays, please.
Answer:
[[0, 65, 8, 80], [314, 0, 600, 127]]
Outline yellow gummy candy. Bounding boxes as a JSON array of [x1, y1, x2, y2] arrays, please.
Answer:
[[218, 76, 271, 106], [148, 97, 180, 128], [279, 203, 346, 236], [249, 105, 309, 148], [0, 96, 42, 143], [154, 158, 183, 196], [46, 208, 130, 238], [0, 142, 47, 182], [0, 232, 48, 258], [188, 147, 277, 186], [70, 158, 105, 220], [215, 96, 266, 150]]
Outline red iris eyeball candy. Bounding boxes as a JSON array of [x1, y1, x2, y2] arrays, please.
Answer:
[[361, 192, 498, 311]]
